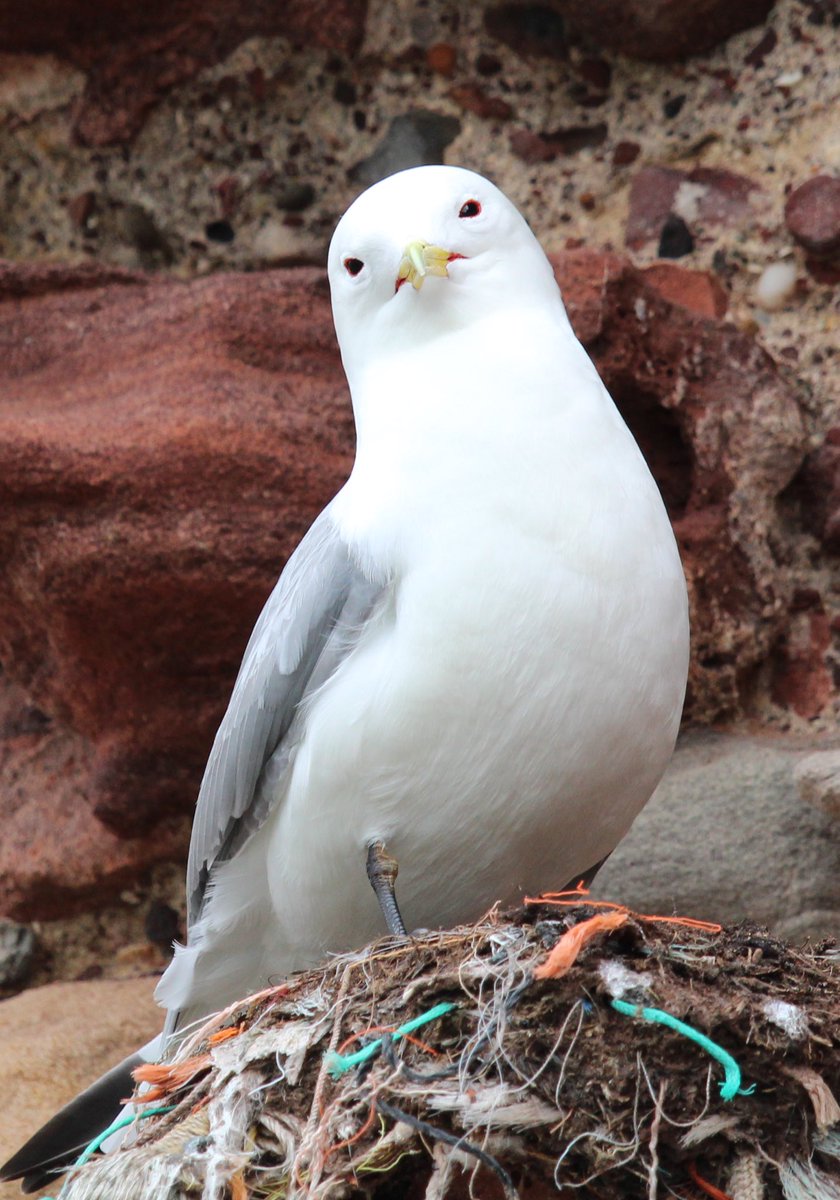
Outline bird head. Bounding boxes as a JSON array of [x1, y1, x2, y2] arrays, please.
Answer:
[[327, 166, 561, 384]]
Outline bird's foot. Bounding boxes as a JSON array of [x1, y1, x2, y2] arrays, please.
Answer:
[[366, 840, 408, 938]]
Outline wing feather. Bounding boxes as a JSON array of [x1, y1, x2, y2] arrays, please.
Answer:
[[185, 506, 383, 926]]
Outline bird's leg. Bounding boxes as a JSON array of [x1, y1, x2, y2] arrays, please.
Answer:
[[366, 840, 408, 937]]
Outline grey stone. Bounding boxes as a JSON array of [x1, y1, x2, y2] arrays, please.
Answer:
[[0, 920, 37, 988], [594, 731, 840, 943], [350, 111, 462, 186], [794, 750, 840, 818]]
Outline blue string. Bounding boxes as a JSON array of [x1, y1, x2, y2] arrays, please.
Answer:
[[610, 999, 754, 1101], [41, 1103, 176, 1197], [327, 1001, 457, 1077]]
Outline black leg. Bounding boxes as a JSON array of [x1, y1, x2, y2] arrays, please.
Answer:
[[366, 840, 408, 937]]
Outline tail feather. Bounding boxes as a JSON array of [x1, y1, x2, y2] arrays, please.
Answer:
[[0, 1050, 145, 1193]]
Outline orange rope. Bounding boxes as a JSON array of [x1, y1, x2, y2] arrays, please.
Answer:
[[524, 885, 722, 934], [534, 910, 628, 980], [131, 1053, 211, 1102], [208, 1023, 244, 1046], [325, 1098, 378, 1158], [687, 1162, 734, 1200]]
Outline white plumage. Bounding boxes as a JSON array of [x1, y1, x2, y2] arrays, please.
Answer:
[[157, 164, 689, 1033], [1, 163, 689, 1193]]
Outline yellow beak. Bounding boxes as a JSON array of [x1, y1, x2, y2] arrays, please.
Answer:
[[397, 240, 454, 291]]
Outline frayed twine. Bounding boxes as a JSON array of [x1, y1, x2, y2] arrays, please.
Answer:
[[326, 1001, 458, 1077], [611, 1000, 753, 1102]]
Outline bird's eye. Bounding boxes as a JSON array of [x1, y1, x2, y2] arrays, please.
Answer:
[[458, 200, 482, 219], [344, 257, 364, 277]]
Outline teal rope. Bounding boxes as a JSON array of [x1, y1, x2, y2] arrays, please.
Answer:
[[327, 1001, 457, 1077], [41, 1104, 175, 1199], [611, 999, 754, 1101], [75, 1104, 176, 1166]]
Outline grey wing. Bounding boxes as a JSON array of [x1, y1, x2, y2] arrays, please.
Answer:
[[186, 504, 385, 927]]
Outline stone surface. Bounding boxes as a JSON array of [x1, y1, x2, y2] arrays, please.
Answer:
[[0, 674, 190, 920], [754, 260, 798, 311], [641, 263, 728, 318], [0, 262, 354, 877], [552, 0, 775, 61], [0, 920, 36, 989], [0, 977, 161, 1200], [596, 730, 840, 942], [0, 0, 369, 146], [784, 176, 840, 257], [0, 251, 815, 918], [794, 749, 840, 818], [553, 247, 807, 722], [626, 166, 760, 250], [788, 429, 840, 556], [349, 111, 462, 185]]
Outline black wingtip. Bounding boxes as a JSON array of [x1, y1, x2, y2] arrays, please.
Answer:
[[0, 1051, 144, 1193]]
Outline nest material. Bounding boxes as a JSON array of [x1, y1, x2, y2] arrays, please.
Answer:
[[58, 899, 840, 1200]]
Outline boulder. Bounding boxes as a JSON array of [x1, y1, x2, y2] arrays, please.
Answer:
[[597, 730, 840, 942]]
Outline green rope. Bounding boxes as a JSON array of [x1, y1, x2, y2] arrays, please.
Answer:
[[41, 1104, 175, 1199], [327, 1001, 457, 1077], [611, 999, 754, 1101]]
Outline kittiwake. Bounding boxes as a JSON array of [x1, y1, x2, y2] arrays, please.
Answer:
[[0, 165, 689, 1193]]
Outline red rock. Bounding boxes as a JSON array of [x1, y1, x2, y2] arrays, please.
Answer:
[[0, 252, 811, 916], [626, 165, 759, 248], [484, 4, 568, 59], [510, 128, 558, 164], [784, 176, 840, 256], [426, 42, 457, 76], [771, 600, 832, 720], [552, 247, 807, 722], [791, 431, 840, 554], [577, 57, 611, 90], [215, 175, 240, 220], [0, 261, 354, 856], [510, 123, 607, 163], [0, 0, 368, 146], [744, 26, 778, 65], [0, 677, 190, 919], [805, 257, 840, 284], [612, 140, 641, 166], [448, 84, 513, 121], [67, 190, 97, 229], [642, 263, 729, 317], [551, 0, 775, 61]]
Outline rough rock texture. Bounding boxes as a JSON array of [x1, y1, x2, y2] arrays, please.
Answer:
[[794, 748, 840, 818], [0, 250, 814, 919], [0, 263, 353, 859], [785, 174, 840, 256], [0, 977, 160, 1200], [597, 730, 840, 942], [626, 165, 762, 250], [553, 0, 777, 62], [0, 0, 368, 146], [0, 0, 838, 968], [554, 247, 806, 721]]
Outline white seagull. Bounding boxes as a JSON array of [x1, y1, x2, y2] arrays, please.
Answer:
[[1, 165, 689, 1192]]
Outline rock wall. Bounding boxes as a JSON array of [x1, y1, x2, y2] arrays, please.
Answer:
[[0, 0, 838, 963]]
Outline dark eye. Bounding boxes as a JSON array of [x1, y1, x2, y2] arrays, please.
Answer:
[[458, 199, 481, 219], [344, 257, 364, 276]]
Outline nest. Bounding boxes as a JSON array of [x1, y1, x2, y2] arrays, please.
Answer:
[[58, 895, 840, 1200]]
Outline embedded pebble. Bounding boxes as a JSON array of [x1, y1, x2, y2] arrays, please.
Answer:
[[0, 920, 37, 987], [754, 261, 797, 311]]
